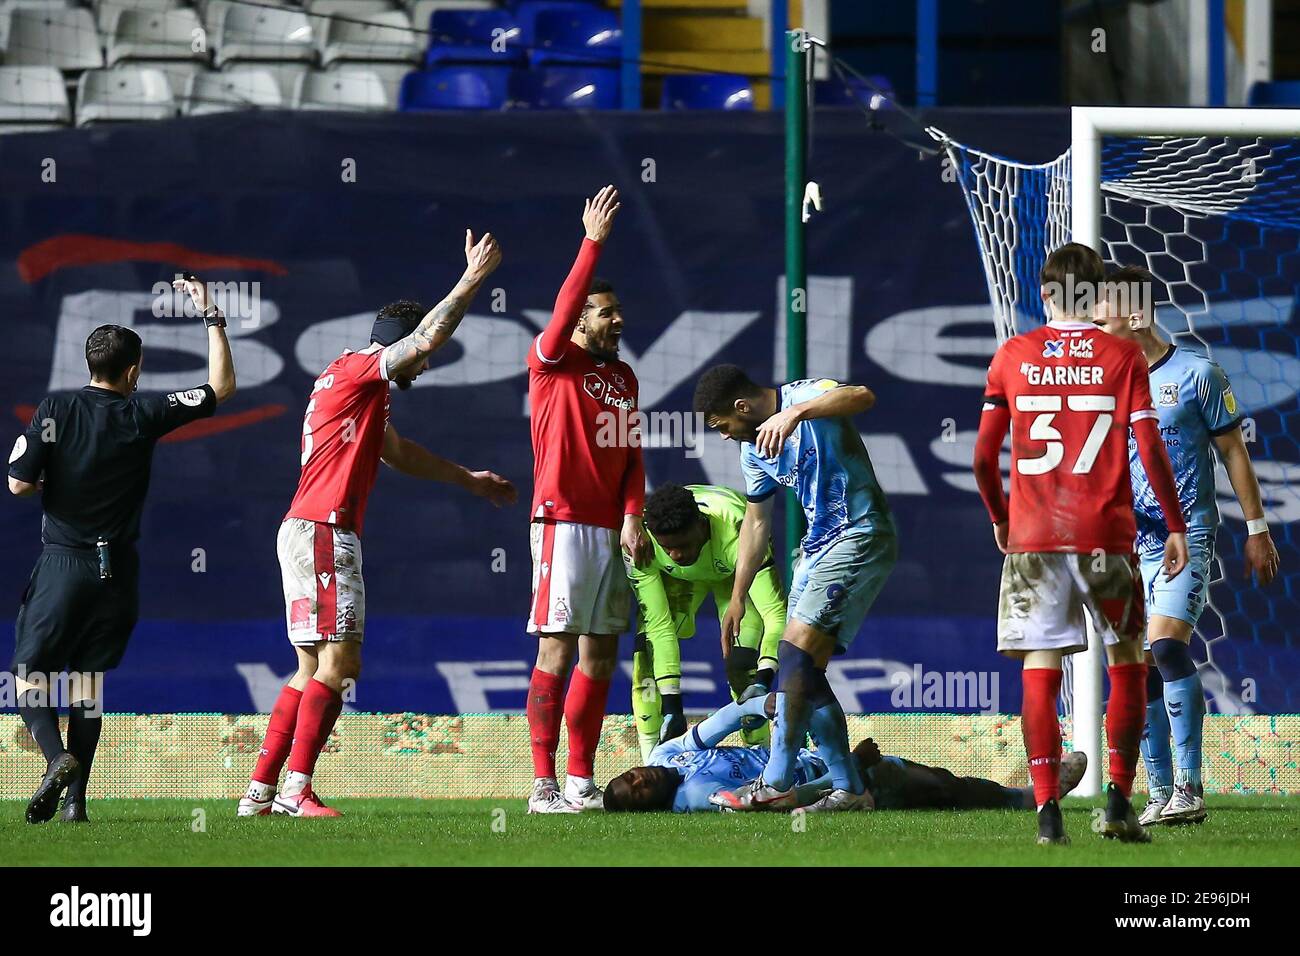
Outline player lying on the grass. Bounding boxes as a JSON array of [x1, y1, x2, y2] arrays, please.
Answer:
[[8, 276, 234, 825], [240, 230, 517, 819], [973, 243, 1189, 846], [626, 483, 786, 760], [1095, 265, 1280, 828], [694, 367, 897, 812], [603, 696, 1088, 813]]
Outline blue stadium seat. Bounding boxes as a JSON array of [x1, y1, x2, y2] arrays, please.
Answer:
[[1248, 81, 1300, 106], [426, 9, 524, 67], [660, 73, 754, 111], [530, 7, 621, 66], [816, 74, 895, 108], [509, 65, 618, 109], [511, 2, 606, 46], [400, 66, 508, 110]]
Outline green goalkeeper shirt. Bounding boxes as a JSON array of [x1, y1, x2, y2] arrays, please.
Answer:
[[626, 484, 787, 694]]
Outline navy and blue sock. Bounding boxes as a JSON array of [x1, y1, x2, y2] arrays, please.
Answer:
[[808, 695, 865, 794], [1152, 639, 1205, 792], [1139, 662, 1174, 802], [763, 643, 822, 791]]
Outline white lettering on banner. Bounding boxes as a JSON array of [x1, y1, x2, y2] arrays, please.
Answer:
[[435, 661, 531, 713], [863, 304, 998, 388], [234, 664, 356, 714], [825, 658, 912, 712], [773, 275, 854, 381], [294, 312, 537, 387], [932, 429, 1002, 494], [522, 308, 764, 410], [50, 291, 282, 392], [1216, 461, 1300, 524]]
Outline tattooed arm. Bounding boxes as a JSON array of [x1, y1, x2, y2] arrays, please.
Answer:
[[381, 423, 518, 507], [383, 230, 502, 382]]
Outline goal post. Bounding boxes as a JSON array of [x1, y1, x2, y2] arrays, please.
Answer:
[[935, 107, 1300, 798]]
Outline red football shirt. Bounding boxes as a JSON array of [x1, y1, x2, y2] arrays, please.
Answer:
[[285, 348, 391, 534], [981, 321, 1157, 554], [528, 237, 645, 529]]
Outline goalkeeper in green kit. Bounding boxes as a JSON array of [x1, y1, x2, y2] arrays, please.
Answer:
[[625, 483, 786, 761]]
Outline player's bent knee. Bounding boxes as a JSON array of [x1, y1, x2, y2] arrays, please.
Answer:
[[780, 623, 835, 667]]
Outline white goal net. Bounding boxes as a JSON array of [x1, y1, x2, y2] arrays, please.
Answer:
[[932, 108, 1300, 794]]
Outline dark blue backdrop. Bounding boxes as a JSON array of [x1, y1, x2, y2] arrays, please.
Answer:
[[0, 109, 1293, 714]]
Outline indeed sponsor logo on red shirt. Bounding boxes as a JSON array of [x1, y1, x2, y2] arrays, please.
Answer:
[[582, 371, 636, 411]]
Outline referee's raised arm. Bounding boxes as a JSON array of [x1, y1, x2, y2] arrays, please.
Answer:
[[6, 275, 237, 826], [173, 274, 236, 405]]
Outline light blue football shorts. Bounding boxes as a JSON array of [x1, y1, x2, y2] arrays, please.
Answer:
[[788, 529, 898, 651]]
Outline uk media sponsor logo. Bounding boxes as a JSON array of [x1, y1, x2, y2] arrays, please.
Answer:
[[49, 886, 152, 937]]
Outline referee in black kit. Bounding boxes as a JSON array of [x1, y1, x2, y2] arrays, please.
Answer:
[[6, 275, 235, 823]]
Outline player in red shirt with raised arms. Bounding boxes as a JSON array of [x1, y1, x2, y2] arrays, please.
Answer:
[[972, 243, 1189, 846], [525, 186, 652, 813], [240, 230, 517, 818]]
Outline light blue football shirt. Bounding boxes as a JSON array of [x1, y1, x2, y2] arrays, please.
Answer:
[[739, 379, 894, 555], [648, 737, 826, 813], [1129, 345, 1242, 552]]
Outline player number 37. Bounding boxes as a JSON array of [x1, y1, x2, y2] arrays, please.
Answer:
[[1015, 394, 1115, 476]]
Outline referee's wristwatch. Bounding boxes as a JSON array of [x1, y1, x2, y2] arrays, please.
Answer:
[[201, 304, 226, 329]]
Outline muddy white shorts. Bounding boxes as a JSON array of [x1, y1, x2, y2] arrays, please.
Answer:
[[996, 551, 1144, 657], [527, 520, 631, 636], [277, 518, 365, 645]]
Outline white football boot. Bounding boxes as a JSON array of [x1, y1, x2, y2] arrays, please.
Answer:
[[1159, 784, 1207, 825], [802, 788, 876, 812], [1138, 794, 1171, 827], [709, 777, 799, 811], [237, 782, 275, 817], [528, 777, 578, 814], [563, 775, 605, 811]]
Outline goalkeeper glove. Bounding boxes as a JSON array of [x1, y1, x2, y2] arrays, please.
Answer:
[[659, 691, 686, 743]]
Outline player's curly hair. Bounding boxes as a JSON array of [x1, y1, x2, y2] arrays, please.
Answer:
[[693, 363, 760, 418], [644, 483, 702, 537], [580, 278, 615, 315]]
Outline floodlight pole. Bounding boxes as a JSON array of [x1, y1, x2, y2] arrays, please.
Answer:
[[784, 29, 809, 585]]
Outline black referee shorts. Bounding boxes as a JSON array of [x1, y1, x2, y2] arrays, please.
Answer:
[[11, 545, 139, 675]]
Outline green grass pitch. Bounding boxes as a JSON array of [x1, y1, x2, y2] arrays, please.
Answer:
[[6, 797, 1300, 866]]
